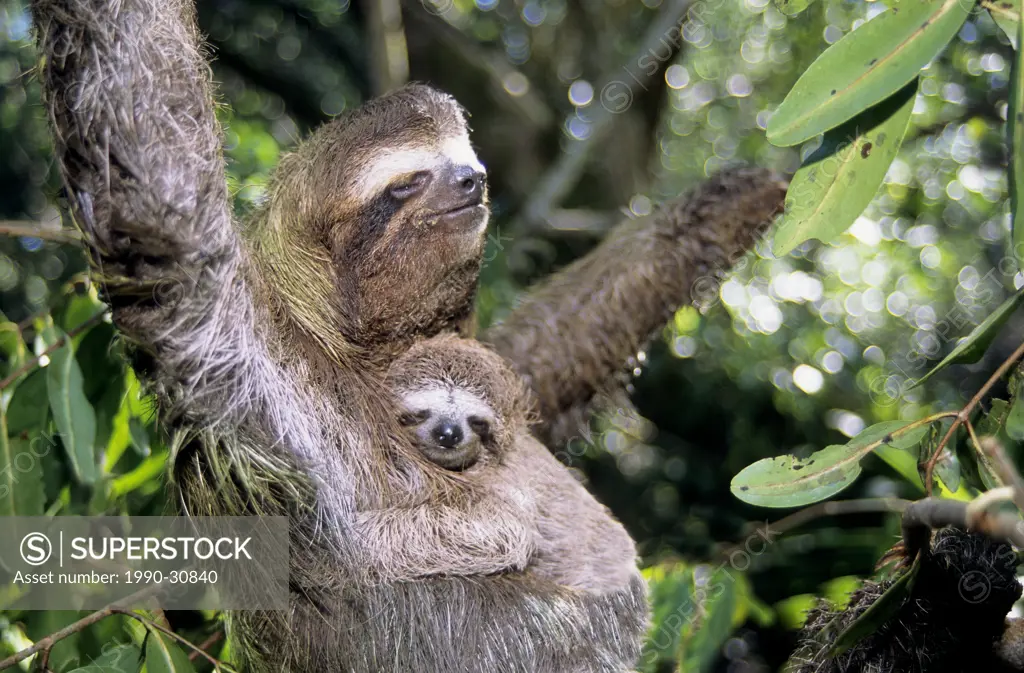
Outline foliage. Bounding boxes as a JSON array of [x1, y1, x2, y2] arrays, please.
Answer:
[[3, 0, 1024, 670]]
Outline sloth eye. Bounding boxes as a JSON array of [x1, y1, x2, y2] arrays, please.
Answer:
[[389, 171, 431, 201], [399, 409, 431, 426], [467, 417, 491, 438]]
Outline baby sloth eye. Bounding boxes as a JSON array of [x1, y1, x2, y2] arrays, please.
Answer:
[[467, 416, 492, 439], [389, 171, 431, 201], [399, 409, 431, 426]]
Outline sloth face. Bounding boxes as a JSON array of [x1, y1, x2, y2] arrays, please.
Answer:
[[305, 85, 491, 345], [397, 385, 498, 471]]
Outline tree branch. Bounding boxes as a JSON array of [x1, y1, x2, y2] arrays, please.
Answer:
[[923, 340, 1024, 493], [363, 0, 409, 95], [0, 221, 82, 244], [515, 0, 695, 230]]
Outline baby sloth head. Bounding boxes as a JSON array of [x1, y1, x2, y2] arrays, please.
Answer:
[[387, 334, 529, 471], [398, 386, 497, 470]]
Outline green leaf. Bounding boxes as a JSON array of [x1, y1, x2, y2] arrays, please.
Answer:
[[773, 0, 817, 16], [144, 631, 196, 673], [0, 436, 45, 516], [6, 369, 49, 437], [731, 444, 863, 507], [680, 568, 738, 673], [70, 643, 142, 672], [0, 321, 25, 383], [771, 82, 916, 256], [930, 447, 961, 492], [1011, 2, 1024, 263], [642, 563, 694, 667], [129, 418, 152, 456], [862, 420, 930, 489], [848, 420, 930, 451], [25, 612, 86, 672], [43, 324, 98, 484], [60, 292, 107, 337], [973, 399, 1012, 490], [732, 419, 934, 507], [989, 0, 1020, 47], [912, 286, 1024, 388], [1007, 378, 1024, 440], [828, 556, 920, 657], [766, 0, 970, 146]]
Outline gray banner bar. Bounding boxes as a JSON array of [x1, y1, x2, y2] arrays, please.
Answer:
[[0, 517, 289, 610]]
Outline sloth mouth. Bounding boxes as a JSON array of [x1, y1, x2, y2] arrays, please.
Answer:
[[438, 202, 487, 230]]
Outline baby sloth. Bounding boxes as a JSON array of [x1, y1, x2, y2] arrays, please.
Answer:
[[383, 334, 639, 593], [391, 334, 528, 472]]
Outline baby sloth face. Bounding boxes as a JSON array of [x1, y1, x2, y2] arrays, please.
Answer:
[[398, 385, 498, 470]]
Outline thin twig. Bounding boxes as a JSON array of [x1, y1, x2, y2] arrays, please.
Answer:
[[0, 309, 108, 390], [188, 630, 224, 663], [0, 221, 82, 244], [0, 585, 162, 671], [718, 498, 910, 559], [980, 435, 1024, 512], [924, 340, 1024, 493]]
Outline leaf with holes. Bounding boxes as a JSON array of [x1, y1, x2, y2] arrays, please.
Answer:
[[766, 0, 970, 146], [912, 286, 1024, 388], [731, 444, 863, 508], [771, 83, 916, 256]]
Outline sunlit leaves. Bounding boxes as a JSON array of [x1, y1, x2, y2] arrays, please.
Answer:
[[771, 83, 916, 256], [766, 0, 970, 147], [912, 285, 1024, 388]]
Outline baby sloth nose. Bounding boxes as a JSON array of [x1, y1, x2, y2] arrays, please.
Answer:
[[453, 165, 485, 204], [432, 420, 464, 449]]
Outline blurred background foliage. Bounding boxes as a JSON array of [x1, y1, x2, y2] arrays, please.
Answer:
[[1, 0, 1023, 670]]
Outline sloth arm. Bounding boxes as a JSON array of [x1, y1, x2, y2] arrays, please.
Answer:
[[353, 485, 538, 580], [30, 0, 292, 439], [485, 168, 786, 438]]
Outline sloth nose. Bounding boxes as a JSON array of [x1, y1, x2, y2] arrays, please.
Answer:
[[432, 420, 464, 449], [453, 165, 485, 203]]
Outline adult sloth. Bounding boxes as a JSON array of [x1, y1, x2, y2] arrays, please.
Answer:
[[30, 0, 786, 670]]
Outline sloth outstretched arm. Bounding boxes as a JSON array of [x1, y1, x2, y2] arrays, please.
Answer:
[[30, 0, 276, 433], [486, 170, 786, 440]]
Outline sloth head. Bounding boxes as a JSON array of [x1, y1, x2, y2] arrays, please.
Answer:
[[387, 334, 529, 469], [397, 385, 499, 470], [249, 84, 489, 356]]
